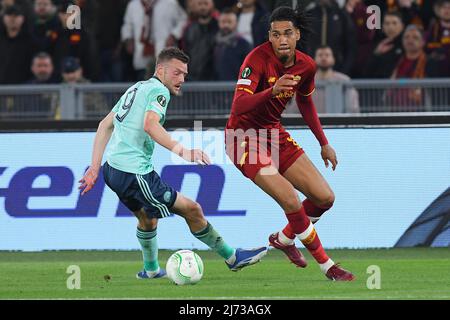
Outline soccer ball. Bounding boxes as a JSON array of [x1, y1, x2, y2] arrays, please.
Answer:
[[166, 250, 204, 285]]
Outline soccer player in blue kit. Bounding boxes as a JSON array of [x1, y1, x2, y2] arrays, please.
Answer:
[[79, 47, 267, 279]]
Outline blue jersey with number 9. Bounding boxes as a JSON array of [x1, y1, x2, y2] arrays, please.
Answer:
[[107, 77, 170, 174]]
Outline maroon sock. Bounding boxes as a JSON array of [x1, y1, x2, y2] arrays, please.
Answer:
[[282, 224, 295, 239], [284, 207, 310, 234], [284, 207, 330, 264], [300, 228, 329, 264], [302, 199, 332, 223]]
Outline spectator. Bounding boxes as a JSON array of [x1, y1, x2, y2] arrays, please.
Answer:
[[214, 0, 238, 11], [32, 0, 62, 55], [425, 0, 450, 78], [186, 0, 220, 19], [0, 0, 33, 25], [385, 24, 429, 110], [121, 0, 156, 81], [313, 46, 359, 113], [26, 53, 59, 118], [95, 0, 128, 82], [266, 0, 314, 11], [52, 1, 99, 81], [57, 56, 106, 119], [28, 52, 60, 83], [420, 0, 439, 29], [214, 8, 252, 80], [393, 0, 424, 26], [0, 5, 36, 84], [391, 25, 427, 78], [0, 0, 14, 14], [181, 0, 219, 81], [305, 0, 356, 75], [185, 0, 198, 19], [61, 56, 88, 83], [235, 0, 269, 47], [365, 11, 405, 78], [345, 0, 376, 78], [369, 0, 424, 26], [267, 0, 352, 10], [1, 49, 57, 118], [152, 0, 188, 56], [425, 0, 450, 108]]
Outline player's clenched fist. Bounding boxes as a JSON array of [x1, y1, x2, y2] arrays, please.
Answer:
[[271, 74, 299, 96]]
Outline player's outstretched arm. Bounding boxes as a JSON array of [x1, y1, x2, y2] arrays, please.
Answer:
[[296, 94, 338, 170], [79, 111, 115, 195], [143, 111, 211, 165]]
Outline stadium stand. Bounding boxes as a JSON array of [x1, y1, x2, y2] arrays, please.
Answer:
[[0, 0, 449, 120]]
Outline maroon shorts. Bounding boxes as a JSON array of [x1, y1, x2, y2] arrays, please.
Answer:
[[225, 126, 305, 180]]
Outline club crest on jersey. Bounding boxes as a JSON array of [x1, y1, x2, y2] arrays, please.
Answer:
[[241, 67, 252, 79], [157, 95, 166, 108]]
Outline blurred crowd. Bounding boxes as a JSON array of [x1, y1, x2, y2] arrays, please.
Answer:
[[0, 0, 449, 86]]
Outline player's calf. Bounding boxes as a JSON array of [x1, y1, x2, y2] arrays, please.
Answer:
[[173, 195, 208, 232], [185, 201, 208, 230]]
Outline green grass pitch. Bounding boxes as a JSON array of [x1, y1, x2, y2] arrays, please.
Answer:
[[1, 248, 449, 300]]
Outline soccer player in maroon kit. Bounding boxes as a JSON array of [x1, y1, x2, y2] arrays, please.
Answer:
[[225, 7, 354, 281]]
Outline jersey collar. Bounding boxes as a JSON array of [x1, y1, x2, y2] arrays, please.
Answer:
[[152, 75, 163, 83], [151, 75, 174, 95]]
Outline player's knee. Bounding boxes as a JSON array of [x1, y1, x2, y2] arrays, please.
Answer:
[[281, 193, 302, 213], [138, 216, 158, 231], [319, 190, 335, 208], [189, 201, 202, 215], [187, 202, 206, 224]]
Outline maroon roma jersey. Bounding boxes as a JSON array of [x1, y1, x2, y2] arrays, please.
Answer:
[[226, 41, 316, 130]]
